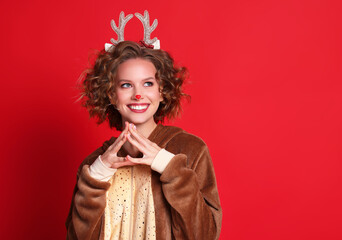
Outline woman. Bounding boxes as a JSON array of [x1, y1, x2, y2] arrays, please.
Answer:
[[66, 40, 222, 239]]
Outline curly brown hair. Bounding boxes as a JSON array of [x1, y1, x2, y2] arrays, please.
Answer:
[[80, 41, 189, 130]]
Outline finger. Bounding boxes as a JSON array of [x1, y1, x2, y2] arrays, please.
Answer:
[[128, 125, 160, 152], [110, 122, 129, 152], [128, 124, 151, 147], [112, 125, 128, 146], [127, 133, 147, 153], [111, 156, 130, 167], [110, 156, 126, 166], [126, 155, 153, 166], [112, 134, 127, 153], [123, 121, 129, 132], [117, 122, 129, 141], [125, 155, 142, 163], [113, 160, 137, 168]]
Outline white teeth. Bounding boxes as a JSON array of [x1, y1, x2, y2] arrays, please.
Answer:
[[129, 105, 148, 110]]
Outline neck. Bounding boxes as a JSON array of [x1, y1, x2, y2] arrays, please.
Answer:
[[135, 121, 158, 138], [121, 117, 158, 138]]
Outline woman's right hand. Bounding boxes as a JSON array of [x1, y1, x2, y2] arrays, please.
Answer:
[[101, 122, 135, 169]]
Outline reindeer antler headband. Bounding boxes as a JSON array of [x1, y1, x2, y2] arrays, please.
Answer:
[[104, 10, 160, 52]]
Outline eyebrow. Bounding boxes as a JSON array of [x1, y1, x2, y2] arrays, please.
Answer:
[[117, 77, 156, 83]]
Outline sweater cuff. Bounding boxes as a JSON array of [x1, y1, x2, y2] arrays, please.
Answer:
[[151, 149, 175, 174], [89, 155, 117, 182]]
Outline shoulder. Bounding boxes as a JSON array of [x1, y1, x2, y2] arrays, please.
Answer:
[[171, 129, 207, 148], [161, 125, 208, 154], [161, 126, 212, 169]]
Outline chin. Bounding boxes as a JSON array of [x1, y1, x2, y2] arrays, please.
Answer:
[[123, 117, 153, 125]]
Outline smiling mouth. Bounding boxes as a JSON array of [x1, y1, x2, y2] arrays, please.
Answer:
[[127, 104, 150, 113]]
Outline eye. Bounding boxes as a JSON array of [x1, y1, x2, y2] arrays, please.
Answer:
[[144, 81, 153, 87], [121, 83, 132, 88]]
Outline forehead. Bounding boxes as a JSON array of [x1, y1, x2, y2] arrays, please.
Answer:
[[116, 58, 156, 81]]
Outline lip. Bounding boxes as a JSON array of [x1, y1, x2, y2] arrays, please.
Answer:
[[127, 103, 150, 113]]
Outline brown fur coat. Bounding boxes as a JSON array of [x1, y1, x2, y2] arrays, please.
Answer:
[[66, 124, 222, 239]]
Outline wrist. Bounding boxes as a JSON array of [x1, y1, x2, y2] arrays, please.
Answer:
[[89, 156, 117, 181], [151, 149, 175, 174], [100, 155, 112, 168]]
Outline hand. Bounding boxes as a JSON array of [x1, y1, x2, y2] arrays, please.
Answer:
[[101, 122, 136, 169], [125, 123, 161, 166]]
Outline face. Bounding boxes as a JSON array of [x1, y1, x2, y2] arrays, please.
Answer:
[[113, 58, 163, 128]]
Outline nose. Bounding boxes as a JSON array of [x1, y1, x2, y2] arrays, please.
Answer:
[[132, 87, 143, 100]]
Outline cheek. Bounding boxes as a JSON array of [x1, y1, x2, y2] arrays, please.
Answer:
[[149, 89, 163, 101], [114, 90, 129, 104], [151, 85, 162, 99]]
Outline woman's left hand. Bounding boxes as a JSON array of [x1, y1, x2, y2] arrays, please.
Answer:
[[125, 124, 161, 166]]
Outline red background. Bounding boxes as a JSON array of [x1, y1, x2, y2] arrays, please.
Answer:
[[1, 0, 341, 239]]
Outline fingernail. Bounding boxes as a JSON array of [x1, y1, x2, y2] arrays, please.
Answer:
[[133, 124, 136, 130]]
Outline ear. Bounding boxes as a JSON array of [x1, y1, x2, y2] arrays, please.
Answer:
[[108, 91, 117, 104], [159, 88, 164, 102]]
